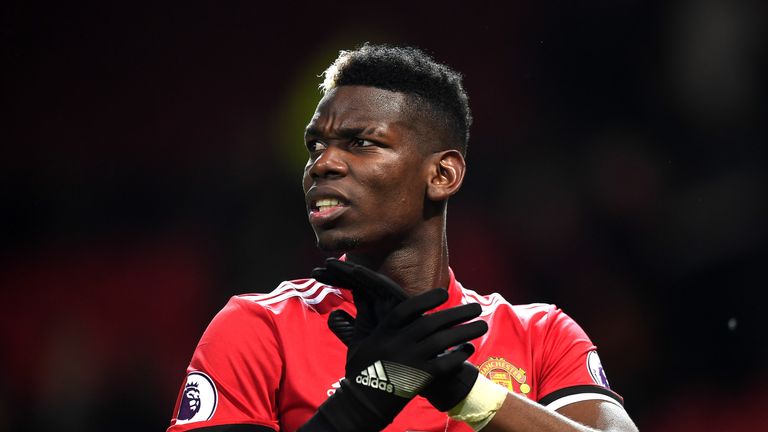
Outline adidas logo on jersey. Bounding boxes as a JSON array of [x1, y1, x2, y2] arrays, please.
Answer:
[[355, 361, 394, 393]]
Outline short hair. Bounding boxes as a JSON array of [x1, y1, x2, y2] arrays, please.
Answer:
[[320, 43, 472, 155]]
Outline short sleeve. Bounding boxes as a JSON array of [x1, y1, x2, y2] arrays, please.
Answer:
[[535, 305, 623, 410], [167, 297, 282, 431]]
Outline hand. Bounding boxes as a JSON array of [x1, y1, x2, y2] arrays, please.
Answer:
[[312, 257, 407, 344], [318, 259, 486, 413], [330, 306, 481, 412], [302, 259, 487, 432]]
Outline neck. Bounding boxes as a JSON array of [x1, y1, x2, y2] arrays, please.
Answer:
[[345, 221, 450, 297]]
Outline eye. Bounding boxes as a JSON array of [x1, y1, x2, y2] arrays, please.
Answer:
[[351, 138, 375, 148], [306, 139, 327, 153]]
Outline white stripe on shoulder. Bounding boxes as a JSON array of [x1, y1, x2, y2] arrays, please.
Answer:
[[545, 393, 624, 411], [458, 284, 509, 316], [241, 280, 341, 306], [240, 279, 316, 302]]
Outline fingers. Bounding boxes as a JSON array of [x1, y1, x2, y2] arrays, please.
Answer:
[[311, 262, 349, 288], [416, 320, 488, 359], [438, 343, 476, 366], [405, 303, 482, 341], [312, 258, 361, 288], [317, 259, 406, 338], [342, 261, 408, 302], [312, 258, 365, 289], [428, 343, 476, 375], [438, 320, 488, 349], [313, 261, 379, 318], [313, 258, 408, 302], [311, 266, 347, 288], [328, 309, 356, 347], [325, 258, 408, 300], [386, 289, 449, 328]]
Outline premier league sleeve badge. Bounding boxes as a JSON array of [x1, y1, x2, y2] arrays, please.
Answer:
[[586, 351, 611, 388], [176, 371, 218, 424]]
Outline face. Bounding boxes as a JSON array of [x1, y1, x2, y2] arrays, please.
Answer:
[[302, 85, 432, 252]]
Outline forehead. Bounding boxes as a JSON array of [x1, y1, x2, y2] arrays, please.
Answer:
[[306, 86, 416, 134]]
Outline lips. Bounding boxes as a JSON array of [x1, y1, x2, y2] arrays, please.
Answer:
[[313, 197, 345, 213], [309, 204, 348, 226], [306, 188, 350, 226]]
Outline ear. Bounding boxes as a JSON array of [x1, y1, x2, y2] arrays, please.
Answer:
[[426, 150, 466, 202]]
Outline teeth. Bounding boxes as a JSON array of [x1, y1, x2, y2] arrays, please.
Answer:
[[316, 198, 341, 207], [315, 198, 342, 211]]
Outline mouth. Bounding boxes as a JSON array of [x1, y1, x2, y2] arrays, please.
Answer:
[[311, 197, 346, 212], [308, 197, 349, 225]]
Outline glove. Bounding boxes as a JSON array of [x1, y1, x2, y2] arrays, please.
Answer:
[[301, 260, 487, 432], [329, 309, 480, 412], [317, 259, 483, 412], [312, 257, 407, 344], [318, 259, 486, 412]]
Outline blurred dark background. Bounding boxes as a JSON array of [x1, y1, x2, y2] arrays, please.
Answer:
[[2, 1, 766, 430]]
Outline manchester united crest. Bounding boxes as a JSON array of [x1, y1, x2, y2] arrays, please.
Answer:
[[479, 357, 531, 397]]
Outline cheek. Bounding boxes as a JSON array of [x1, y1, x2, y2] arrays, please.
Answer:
[[368, 167, 423, 214]]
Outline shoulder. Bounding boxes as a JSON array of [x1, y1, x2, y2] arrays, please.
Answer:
[[220, 278, 348, 319], [236, 278, 341, 305], [458, 285, 565, 328], [196, 278, 345, 349]]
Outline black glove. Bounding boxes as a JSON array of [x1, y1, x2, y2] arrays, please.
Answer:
[[300, 260, 487, 432], [312, 258, 407, 345], [318, 259, 485, 412], [329, 309, 480, 412]]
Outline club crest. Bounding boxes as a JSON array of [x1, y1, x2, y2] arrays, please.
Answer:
[[479, 357, 531, 397]]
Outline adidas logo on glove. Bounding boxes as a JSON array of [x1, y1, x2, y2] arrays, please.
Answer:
[[356, 361, 394, 393], [355, 360, 432, 398]]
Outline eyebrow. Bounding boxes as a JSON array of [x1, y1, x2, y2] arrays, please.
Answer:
[[304, 126, 378, 140]]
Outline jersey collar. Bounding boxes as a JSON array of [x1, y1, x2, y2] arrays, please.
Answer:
[[334, 255, 463, 310]]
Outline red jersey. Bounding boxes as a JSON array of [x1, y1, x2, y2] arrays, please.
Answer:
[[167, 269, 623, 431]]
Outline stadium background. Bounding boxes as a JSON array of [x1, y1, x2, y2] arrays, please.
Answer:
[[2, 1, 766, 430]]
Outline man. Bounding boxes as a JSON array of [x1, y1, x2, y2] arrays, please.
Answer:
[[167, 43, 639, 431]]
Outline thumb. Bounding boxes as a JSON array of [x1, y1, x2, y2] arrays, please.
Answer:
[[328, 309, 356, 347]]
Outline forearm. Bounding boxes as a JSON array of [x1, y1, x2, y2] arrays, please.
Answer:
[[481, 393, 638, 432]]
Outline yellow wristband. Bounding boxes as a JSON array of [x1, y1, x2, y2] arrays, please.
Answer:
[[447, 374, 508, 431]]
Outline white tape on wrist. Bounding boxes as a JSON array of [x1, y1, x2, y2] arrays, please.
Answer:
[[447, 374, 508, 431]]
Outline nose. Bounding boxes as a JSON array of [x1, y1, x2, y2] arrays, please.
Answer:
[[307, 145, 348, 180]]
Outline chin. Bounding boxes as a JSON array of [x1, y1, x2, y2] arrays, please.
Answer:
[[315, 233, 361, 253]]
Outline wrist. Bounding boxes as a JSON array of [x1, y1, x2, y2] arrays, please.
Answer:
[[448, 374, 508, 431]]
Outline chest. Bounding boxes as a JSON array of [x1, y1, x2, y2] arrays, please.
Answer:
[[274, 312, 538, 431]]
